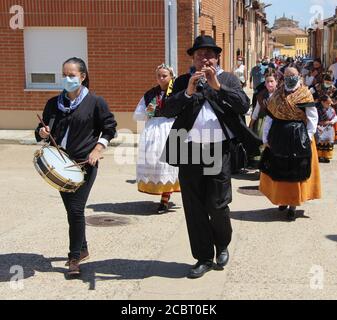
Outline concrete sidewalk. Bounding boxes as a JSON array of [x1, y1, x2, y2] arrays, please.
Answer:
[[0, 144, 336, 300], [2, 88, 337, 300]]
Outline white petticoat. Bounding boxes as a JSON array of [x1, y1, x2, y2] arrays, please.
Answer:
[[136, 117, 179, 185]]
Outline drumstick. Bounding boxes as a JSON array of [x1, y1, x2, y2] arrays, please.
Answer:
[[65, 157, 104, 168], [37, 114, 66, 163]]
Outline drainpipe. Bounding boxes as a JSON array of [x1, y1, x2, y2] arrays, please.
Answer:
[[165, 0, 177, 72], [194, 0, 200, 38], [244, 5, 249, 81], [243, 3, 246, 65], [230, 0, 235, 69]]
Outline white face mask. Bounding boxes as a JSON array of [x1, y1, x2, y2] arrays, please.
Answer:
[[237, 61, 243, 65], [61, 76, 81, 92]]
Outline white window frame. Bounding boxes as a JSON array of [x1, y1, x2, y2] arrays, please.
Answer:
[[24, 27, 88, 90]]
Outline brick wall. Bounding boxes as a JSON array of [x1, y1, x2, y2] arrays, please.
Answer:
[[177, 0, 193, 75], [0, 0, 235, 130], [199, 0, 231, 71], [175, 0, 232, 76], [234, 0, 245, 60], [0, 0, 165, 130]]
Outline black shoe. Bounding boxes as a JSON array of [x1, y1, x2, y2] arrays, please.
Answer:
[[187, 261, 213, 279], [215, 248, 229, 270], [287, 208, 296, 221], [157, 202, 169, 214], [278, 206, 288, 211]]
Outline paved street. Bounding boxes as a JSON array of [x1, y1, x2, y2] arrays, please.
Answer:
[[0, 143, 336, 300]]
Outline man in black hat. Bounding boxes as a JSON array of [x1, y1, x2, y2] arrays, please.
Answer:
[[160, 35, 261, 279]]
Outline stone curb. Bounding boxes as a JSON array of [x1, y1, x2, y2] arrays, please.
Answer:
[[0, 132, 139, 148]]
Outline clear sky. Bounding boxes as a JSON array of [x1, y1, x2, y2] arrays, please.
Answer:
[[265, 0, 336, 29]]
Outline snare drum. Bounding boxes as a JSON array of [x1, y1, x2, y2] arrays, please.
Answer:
[[33, 146, 85, 193]]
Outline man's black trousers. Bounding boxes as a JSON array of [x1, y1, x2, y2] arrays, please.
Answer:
[[178, 141, 233, 263]]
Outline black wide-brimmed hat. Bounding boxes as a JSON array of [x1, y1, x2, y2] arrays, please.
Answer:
[[187, 35, 222, 56]]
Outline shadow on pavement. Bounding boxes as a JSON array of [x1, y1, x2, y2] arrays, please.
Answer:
[[237, 185, 263, 196], [326, 235, 337, 242], [125, 180, 137, 184], [0, 253, 66, 282], [87, 201, 179, 216], [230, 208, 308, 222], [232, 172, 260, 181], [0, 253, 190, 290], [66, 259, 190, 290]]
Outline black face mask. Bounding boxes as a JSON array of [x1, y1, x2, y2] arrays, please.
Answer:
[[284, 76, 300, 89]]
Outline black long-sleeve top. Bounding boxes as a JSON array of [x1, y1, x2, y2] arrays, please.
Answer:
[[161, 71, 250, 120], [161, 71, 262, 158], [35, 92, 117, 161]]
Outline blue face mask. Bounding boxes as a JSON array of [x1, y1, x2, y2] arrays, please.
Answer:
[[61, 76, 81, 92], [284, 76, 300, 89]]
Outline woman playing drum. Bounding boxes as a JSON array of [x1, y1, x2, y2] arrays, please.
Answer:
[[35, 57, 117, 276]]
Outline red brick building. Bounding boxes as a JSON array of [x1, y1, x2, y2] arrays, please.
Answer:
[[198, 0, 231, 71], [0, 0, 268, 131], [1, 0, 168, 131], [308, 25, 324, 61]]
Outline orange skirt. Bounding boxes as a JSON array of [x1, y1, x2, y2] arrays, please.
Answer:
[[259, 141, 321, 206], [317, 143, 334, 160], [138, 180, 180, 195]]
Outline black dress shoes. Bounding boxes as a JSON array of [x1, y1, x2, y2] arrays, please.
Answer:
[[215, 248, 229, 270], [188, 261, 213, 279]]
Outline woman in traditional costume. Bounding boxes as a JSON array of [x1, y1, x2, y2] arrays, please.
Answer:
[[133, 64, 180, 214], [259, 67, 321, 221], [315, 95, 337, 163], [249, 69, 278, 164]]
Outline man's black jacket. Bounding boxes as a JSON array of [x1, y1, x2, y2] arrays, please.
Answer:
[[160, 71, 262, 166]]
